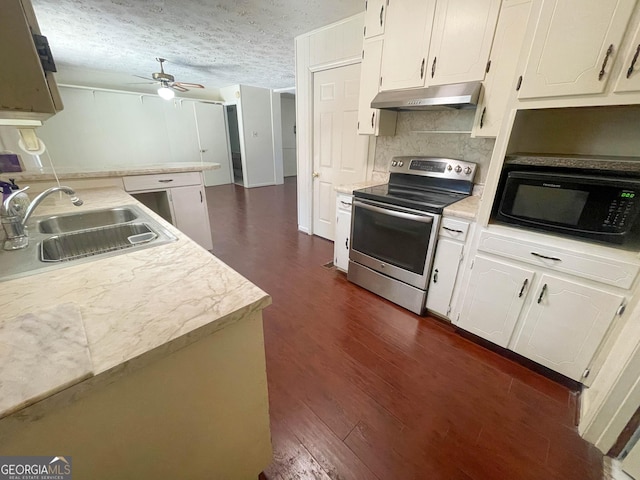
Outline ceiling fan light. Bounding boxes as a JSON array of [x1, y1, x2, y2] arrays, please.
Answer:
[[157, 86, 175, 100]]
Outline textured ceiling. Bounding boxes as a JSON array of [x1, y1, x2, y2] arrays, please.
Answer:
[[31, 0, 363, 95]]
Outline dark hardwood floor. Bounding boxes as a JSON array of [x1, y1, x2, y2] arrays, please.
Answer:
[[206, 178, 603, 480]]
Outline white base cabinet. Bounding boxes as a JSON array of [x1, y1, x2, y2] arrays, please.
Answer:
[[334, 194, 353, 272], [457, 229, 631, 382], [124, 172, 213, 251]]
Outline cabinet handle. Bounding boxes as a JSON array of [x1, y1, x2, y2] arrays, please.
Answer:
[[479, 107, 486, 129], [431, 57, 437, 78], [371, 111, 375, 127], [420, 58, 425, 79], [530, 251, 562, 262], [158, 179, 174, 183], [443, 226, 464, 234], [345, 238, 349, 250], [380, 5, 384, 26], [340, 201, 352, 208], [599, 44, 614, 81], [518, 278, 528, 298], [537, 283, 547, 304], [433, 269, 439, 283], [200, 190, 203, 203], [516, 75, 523, 91], [627, 44, 640, 78]]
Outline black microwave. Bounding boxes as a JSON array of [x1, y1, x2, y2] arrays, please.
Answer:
[[494, 170, 640, 246]]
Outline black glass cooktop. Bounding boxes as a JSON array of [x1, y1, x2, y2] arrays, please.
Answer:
[[353, 184, 468, 213]]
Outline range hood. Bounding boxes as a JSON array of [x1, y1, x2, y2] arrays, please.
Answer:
[[371, 82, 481, 111]]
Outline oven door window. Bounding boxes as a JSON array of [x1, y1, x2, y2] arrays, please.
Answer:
[[352, 202, 434, 274]]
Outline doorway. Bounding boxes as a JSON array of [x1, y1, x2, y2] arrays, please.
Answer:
[[226, 105, 243, 185], [280, 93, 297, 178]]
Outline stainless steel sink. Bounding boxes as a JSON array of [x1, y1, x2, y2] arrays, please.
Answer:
[[0, 204, 177, 282], [38, 207, 138, 233]]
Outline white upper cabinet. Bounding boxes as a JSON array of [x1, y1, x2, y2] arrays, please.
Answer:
[[358, 38, 397, 136], [513, 274, 623, 381], [518, 0, 637, 99], [379, 0, 437, 91], [472, 0, 538, 137], [614, 21, 640, 93], [364, 0, 387, 38], [428, 0, 502, 86]]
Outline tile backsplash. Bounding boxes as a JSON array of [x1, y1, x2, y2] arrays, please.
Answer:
[[374, 110, 496, 184]]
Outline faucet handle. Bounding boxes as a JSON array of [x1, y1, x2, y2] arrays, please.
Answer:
[[2, 186, 30, 216]]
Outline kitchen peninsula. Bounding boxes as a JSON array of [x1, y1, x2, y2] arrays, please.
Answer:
[[0, 187, 272, 479]]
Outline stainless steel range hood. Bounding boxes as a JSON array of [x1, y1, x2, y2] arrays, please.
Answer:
[[371, 82, 481, 110]]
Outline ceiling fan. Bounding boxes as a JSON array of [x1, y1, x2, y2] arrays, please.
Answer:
[[134, 58, 205, 99]]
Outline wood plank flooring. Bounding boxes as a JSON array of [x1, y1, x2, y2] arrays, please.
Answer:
[[205, 178, 603, 480]]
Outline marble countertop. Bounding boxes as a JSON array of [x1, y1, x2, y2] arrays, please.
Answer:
[[0, 187, 270, 419], [443, 195, 481, 220], [3, 162, 221, 182]]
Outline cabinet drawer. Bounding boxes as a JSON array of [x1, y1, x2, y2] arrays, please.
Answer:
[[336, 194, 353, 212], [123, 172, 201, 192], [478, 230, 640, 289], [439, 217, 470, 242]]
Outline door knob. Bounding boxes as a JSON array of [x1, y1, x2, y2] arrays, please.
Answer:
[[312, 172, 320, 178]]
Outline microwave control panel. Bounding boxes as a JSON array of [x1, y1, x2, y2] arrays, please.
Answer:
[[604, 191, 637, 229]]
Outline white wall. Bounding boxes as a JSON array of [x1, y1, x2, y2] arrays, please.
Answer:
[[0, 86, 232, 177], [280, 95, 297, 177], [295, 13, 365, 234]]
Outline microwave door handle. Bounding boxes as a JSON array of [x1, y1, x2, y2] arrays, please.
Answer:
[[355, 201, 434, 224]]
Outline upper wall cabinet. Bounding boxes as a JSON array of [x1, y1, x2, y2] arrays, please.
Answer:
[[379, 0, 501, 92], [364, 0, 387, 38], [518, 0, 637, 99], [358, 39, 397, 135], [614, 20, 640, 93], [428, 0, 502, 86], [380, 0, 437, 91], [0, 0, 63, 123]]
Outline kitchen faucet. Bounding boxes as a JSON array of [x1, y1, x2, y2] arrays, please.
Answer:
[[1, 186, 83, 250]]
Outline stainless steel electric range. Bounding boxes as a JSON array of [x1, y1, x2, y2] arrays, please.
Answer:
[[348, 156, 477, 315]]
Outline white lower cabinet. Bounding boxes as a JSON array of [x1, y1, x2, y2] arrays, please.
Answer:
[[512, 274, 623, 381], [124, 172, 213, 251], [426, 238, 464, 317], [458, 232, 629, 382], [334, 194, 353, 272]]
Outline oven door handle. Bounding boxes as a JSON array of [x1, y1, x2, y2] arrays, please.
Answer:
[[354, 200, 434, 224]]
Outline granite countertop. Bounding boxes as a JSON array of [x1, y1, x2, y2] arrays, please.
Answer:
[[3, 162, 221, 182], [0, 187, 270, 419]]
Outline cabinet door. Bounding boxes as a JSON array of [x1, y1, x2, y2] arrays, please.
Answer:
[[426, 237, 464, 318], [379, 0, 436, 91], [518, 0, 636, 99], [334, 195, 353, 271], [364, 0, 386, 38], [472, 0, 537, 137], [458, 256, 534, 348], [428, 0, 501, 86], [614, 21, 640, 93], [513, 275, 623, 381], [170, 184, 213, 250], [358, 39, 397, 136]]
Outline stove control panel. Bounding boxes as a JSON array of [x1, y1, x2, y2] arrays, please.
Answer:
[[389, 156, 477, 181]]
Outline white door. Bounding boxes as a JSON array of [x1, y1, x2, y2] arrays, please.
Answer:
[[170, 184, 213, 250], [193, 102, 233, 187], [379, 0, 437, 91], [518, 0, 637, 99], [428, 0, 501, 86], [426, 237, 464, 318], [513, 274, 623, 381], [313, 64, 368, 241], [458, 255, 534, 348]]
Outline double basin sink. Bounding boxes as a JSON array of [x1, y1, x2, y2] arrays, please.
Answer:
[[0, 204, 177, 281]]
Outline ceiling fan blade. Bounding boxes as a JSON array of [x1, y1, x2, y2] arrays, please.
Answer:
[[171, 84, 189, 93], [125, 81, 157, 85], [133, 75, 157, 82], [173, 82, 205, 89]]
